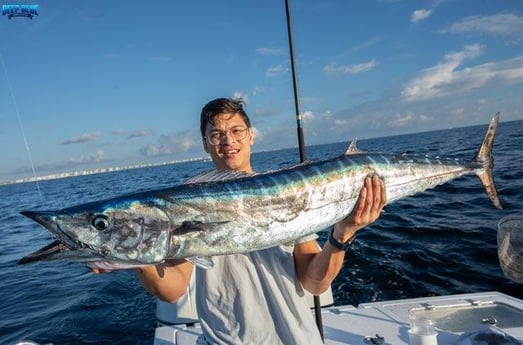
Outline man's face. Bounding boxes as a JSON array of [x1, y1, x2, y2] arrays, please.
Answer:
[[203, 112, 254, 173]]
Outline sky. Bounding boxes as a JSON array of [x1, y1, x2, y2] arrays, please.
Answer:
[[0, 0, 522, 183]]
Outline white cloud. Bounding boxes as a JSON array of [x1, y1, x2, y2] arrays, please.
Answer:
[[450, 108, 465, 117], [346, 37, 381, 55], [301, 111, 315, 122], [23, 149, 107, 173], [141, 130, 199, 157], [127, 129, 154, 139], [60, 132, 101, 145], [411, 9, 433, 23], [69, 149, 105, 164], [266, 64, 289, 77], [323, 59, 379, 76], [321, 110, 333, 121], [143, 144, 159, 157], [233, 91, 249, 104], [113, 128, 154, 138], [112, 128, 127, 136], [402, 49, 523, 102], [389, 112, 431, 128], [251, 126, 262, 141], [401, 44, 487, 101], [411, 0, 441, 23], [440, 13, 523, 41]]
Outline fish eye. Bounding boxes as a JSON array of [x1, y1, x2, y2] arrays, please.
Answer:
[[91, 215, 110, 231]]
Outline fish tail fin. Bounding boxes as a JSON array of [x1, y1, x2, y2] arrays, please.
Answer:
[[474, 112, 502, 209]]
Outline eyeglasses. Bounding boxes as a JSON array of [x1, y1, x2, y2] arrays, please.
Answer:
[[205, 127, 249, 146]]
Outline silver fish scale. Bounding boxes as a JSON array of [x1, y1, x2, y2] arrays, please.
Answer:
[[165, 152, 473, 259]]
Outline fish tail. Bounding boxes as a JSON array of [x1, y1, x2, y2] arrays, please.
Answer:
[[474, 112, 502, 209]]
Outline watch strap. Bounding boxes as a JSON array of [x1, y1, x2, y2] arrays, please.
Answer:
[[328, 227, 354, 251]]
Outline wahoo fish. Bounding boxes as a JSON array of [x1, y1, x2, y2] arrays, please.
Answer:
[[19, 114, 502, 270]]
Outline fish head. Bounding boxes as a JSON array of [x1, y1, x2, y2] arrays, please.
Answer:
[[20, 198, 173, 266]]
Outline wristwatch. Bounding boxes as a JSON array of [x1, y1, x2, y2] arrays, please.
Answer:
[[328, 227, 355, 251]]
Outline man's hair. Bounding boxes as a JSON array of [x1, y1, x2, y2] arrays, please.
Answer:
[[200, 98, 251, 137]]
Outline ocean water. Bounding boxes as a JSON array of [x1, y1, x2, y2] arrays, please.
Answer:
[[1, 120, 522, 345]]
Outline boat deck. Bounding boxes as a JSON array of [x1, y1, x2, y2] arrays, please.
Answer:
[[154, 291, 523, 344]]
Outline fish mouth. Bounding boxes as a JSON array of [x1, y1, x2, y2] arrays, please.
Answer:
[[18, 210, 99, 265], [18, 239, 73, 264], [17, 238, 143, 269], [17, 239, 101, 265], [21, 210, 78, 248]]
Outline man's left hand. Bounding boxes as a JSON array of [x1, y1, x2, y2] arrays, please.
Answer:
[[332, 175, 387, 242]]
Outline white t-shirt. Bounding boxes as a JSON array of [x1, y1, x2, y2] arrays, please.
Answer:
[[195, 235, 323, 345]]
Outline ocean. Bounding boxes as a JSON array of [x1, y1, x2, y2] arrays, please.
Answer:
[[1, 119, 522, 345]]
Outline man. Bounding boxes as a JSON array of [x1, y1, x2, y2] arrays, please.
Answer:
[[136, 98, 387, 344]]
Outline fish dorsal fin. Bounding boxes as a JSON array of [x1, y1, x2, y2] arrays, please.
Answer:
[[344, 139, 362, 155], [183, 169, 251, 184]]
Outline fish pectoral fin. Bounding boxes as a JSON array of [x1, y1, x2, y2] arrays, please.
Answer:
[[177, 220, 231, 234], [187, 256, 214, 269], [179, 220, 205, 232]]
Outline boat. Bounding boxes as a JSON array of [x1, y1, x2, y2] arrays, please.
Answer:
[[153, 214, 523, 344], [153, 290, 523, 344]]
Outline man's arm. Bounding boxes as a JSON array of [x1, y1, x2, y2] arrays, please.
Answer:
[[294, 175, 386, 295], [135, 260, 194, 303]]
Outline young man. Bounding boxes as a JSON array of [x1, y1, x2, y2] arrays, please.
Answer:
[[136, 98, 387, 344]]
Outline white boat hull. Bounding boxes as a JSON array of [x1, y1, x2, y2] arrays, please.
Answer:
[[154, 291, 523, 345]]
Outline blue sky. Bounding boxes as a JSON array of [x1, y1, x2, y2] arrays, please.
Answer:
[[1, 0, 522, 183]]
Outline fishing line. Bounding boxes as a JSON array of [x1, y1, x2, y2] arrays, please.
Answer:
[[4, 50, 85, 342], [0, 52, 43, 200]]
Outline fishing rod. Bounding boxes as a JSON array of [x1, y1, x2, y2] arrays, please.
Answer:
[[284, 0, 324, 341], [285, 0, 307, 164]]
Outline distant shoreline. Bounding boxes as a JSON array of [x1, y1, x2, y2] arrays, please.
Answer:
[[3, 118, 521, 187], [0, 157, 209, 187]]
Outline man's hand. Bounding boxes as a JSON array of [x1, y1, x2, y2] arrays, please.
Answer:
[[294, 175, 387, 294], [333, 175, 387, 243]]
